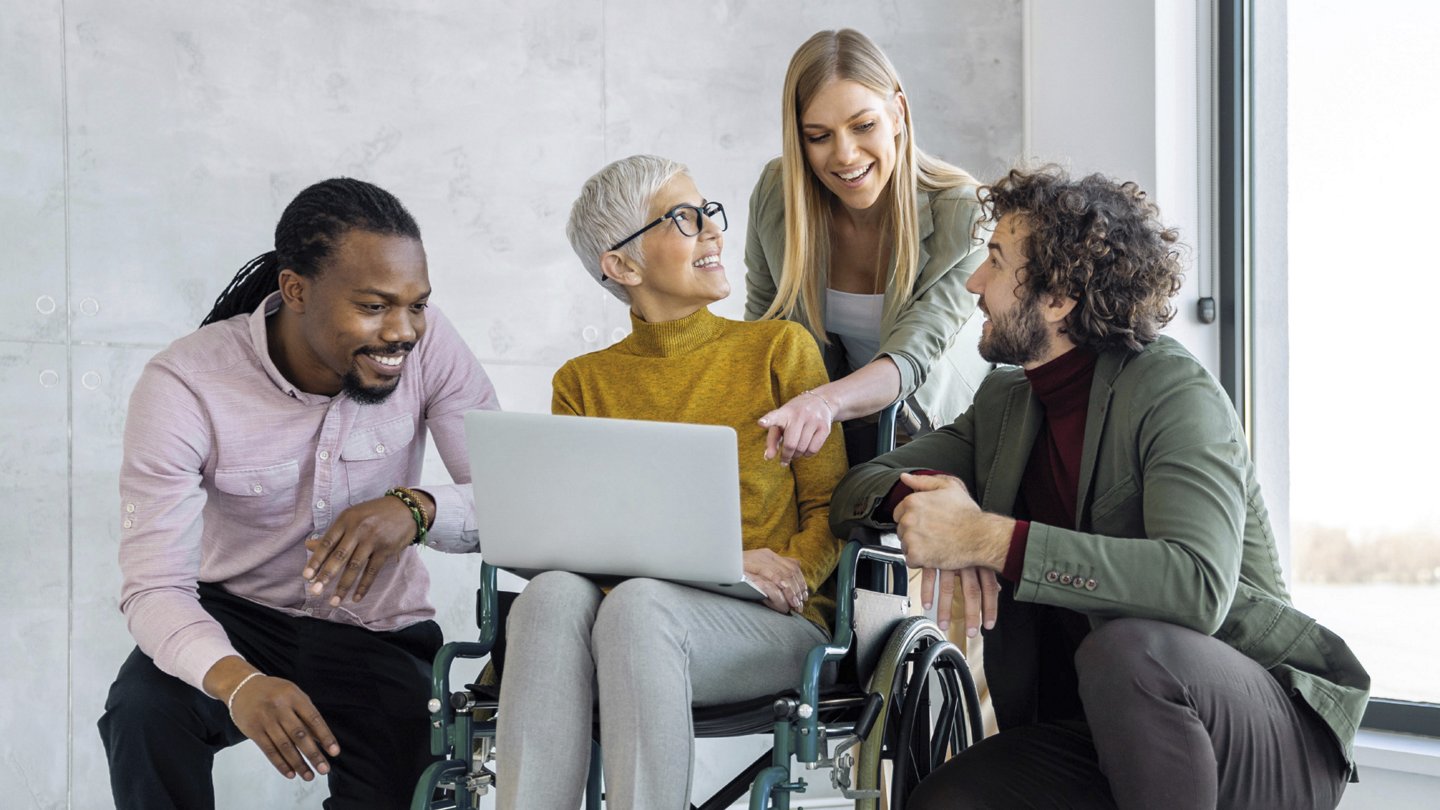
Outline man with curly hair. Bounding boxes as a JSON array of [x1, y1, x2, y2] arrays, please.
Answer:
[[831, 167, 1368, 809]]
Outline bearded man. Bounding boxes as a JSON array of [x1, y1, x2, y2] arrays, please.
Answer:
[[830, 167, 1368, 810]]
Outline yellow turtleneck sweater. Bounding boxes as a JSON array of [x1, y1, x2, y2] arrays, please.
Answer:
[[552, 307, 848, 632]]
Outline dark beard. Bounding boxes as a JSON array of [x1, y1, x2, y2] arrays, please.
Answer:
[[341, 370, 400, 405], [977, 297, 1049, 366], [342, 341, 413, 405]]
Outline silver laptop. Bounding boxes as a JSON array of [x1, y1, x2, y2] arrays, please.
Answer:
[[464, 410, 766, 600]]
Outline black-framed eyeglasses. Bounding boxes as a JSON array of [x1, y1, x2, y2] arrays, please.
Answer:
[[609, 201, 728, 251]]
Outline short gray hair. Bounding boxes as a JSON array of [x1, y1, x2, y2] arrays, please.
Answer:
[[566, 155, 689, 303]]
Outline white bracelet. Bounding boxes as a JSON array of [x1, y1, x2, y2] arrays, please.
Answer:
[[801, 389, 836, 420], [226, 671, 264, 719]]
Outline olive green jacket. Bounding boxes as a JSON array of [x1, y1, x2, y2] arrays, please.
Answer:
[[744, 157, 992, 433], [831, 336, 1370, 776]]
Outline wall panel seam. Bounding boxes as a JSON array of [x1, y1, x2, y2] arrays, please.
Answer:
[[60, 0, 75, 805]]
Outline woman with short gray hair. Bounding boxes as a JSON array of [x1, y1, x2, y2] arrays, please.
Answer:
[[565, 153, 687, 304], [496, 154, 848, 808]]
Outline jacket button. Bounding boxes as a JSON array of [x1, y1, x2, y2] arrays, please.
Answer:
[[1072, 578, 1086, 589], [1085, 579, 1097, 590], [1045, 571, 1059, 583], [1060, 573, 1073, 585]]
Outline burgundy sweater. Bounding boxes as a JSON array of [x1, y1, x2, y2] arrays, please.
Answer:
[[882, 346, 1100, 721]]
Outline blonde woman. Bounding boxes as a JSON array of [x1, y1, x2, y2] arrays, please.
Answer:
[[746, 28, 991, 466], [746, 29, 996, 738]]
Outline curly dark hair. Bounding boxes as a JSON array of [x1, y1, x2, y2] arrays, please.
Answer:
[[976, 166, 1185, 352]]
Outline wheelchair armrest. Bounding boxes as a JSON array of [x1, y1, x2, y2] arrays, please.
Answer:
[[801, 540, 908, 669], [844, 526, 907, 588], [794, 537, 909, 762], [426, 562, 502, 756], [474, 562, 500, 653]]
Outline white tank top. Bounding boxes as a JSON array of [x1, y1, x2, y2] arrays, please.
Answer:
[[826, 288, 885, 370]]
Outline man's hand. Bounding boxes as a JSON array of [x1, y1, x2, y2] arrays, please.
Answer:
[[302, 494, 422, 605], [231, 676, 340, 780], [758, 391, 836, 466], [205, 657, 339, 781], [893, 473, 987, 569], [893, 472, 1012, 634], [920, 566, 1000, 637], [743, 548, 808, 614]]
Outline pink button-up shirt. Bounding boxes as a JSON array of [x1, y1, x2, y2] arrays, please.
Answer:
[[118, 293, 499, 690]]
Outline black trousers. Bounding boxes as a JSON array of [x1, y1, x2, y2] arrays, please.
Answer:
[[98, 583, 442, 810], [910, 618, 1349, 810]]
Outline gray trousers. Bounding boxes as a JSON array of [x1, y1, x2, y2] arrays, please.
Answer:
[[910, 618, 1349, 810], [495, 571, 827, 810]]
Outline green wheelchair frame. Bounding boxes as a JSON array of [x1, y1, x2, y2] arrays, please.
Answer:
[[411, 404, 985, 809]]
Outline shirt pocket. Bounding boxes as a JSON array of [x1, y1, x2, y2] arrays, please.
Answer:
[[340, 415, 417, 503], [212, 461, 302, 530]]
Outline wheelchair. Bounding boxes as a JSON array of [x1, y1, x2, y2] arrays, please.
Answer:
[[412, 404, 984, 809]]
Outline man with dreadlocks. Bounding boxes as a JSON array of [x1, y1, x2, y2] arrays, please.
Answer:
[[831, 167, 1368, 809], [98, 178, 499, 808]]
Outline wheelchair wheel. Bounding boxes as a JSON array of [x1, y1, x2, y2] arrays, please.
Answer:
[[852, 616, 982, 809]]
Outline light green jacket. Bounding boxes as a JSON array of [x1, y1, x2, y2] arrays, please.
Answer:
[[831, 336, 1370, 776], [744, 157, 992, 433]]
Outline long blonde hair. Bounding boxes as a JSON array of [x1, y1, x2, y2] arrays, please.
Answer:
[[763, 28, 976, 342]]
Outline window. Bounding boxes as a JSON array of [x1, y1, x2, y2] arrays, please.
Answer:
[[1238, 0, 1440, 734]]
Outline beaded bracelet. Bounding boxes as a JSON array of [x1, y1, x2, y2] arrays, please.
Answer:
[[386, 487, 429, 546], [392, 485, 431, 528]]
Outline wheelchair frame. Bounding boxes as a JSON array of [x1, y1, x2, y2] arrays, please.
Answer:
[[411, 536, 982, 809], [412, 402, 984, 808]]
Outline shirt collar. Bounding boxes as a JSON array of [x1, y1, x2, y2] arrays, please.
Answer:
[[248, 291, 332, 405]]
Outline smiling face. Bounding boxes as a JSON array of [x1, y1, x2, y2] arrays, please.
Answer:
[[966, 214, 1054, 367], [277, 229, 431, 403], [617, 173, 729, 321], [800, 78, 904, 214]]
